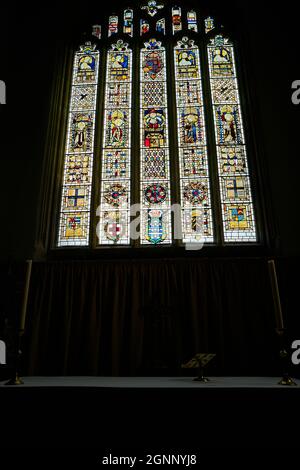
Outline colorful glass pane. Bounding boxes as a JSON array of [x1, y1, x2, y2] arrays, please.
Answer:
[[123, 9, 133, 37], [141, 1, 164, 17], [174, 37, 214, 244], [187, 11, 198, 32], [205, 17, 215, 34], [172, 6, 182, 34], [108, 16, 118, 37], [98, 40, 132, 245], [140, 19, 150, 35], [92, 25, 101, 39], [58, 43, 99, 246], [208, 35, 256, 242], [140, 39, 172, 244], [156, 18, 165, 34]]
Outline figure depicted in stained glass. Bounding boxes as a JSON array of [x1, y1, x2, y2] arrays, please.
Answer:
[[174, 37, 214, 243], [110, 53, 129, 81], [144, 108, 166, 147], [212, 47, 233, 76], [71, 113, 93, 152], [181, 107, 202, 145], [77, 54, 96, 82], [176, 49, 197, 79], [140, 19, 150, 35], [107, 110, 128, 147], [143, 50, 163, 80], [216, 105, 241, 144]]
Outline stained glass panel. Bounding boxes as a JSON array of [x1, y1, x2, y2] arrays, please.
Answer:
[[208, 35, 257, 242], [92, 25, 101, 39], [174, 37, 214, 244], [141, 1, 164, 17], [156, 18, 165, 34], [58, 43, 99, 247], [205, 17, 215, 34], [108, 16, 118, 37], [140, 39, 172, 244], [172, 7, 182, 34], [140, 19, 150, 35], [187, 11, 198, 32], [124, 9, 133, 37], [98, 40, 132, 245]]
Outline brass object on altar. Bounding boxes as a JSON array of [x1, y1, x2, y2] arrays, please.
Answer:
[[276, 328, 297, 387], [182, 353, 216, 382]]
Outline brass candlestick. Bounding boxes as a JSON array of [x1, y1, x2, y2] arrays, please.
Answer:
[[5, 260, 32, 386], [276, 328, 297, 387], [5, 330, 24, 385]]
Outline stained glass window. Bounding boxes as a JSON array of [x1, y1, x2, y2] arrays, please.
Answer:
[[98, 40, 132, 245], [141, 1, 164, 17], [205, 17, 215, 34], [172, 7, 182, 34], [124, 9, 133, 37], [156, 18, 165, 34], [57, 7, 259, 249], [174, 37, 214, 244], [108, 16, 118, 37], [140, 39, 172, 244], [58, 43, 99, 246], [187, 11, 198, 32], [207, 35, 257, 242], [140, 19, 150, 35], [92, 25, 101, 39]]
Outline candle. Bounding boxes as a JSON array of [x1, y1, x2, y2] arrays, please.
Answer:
[[19, 260, 33, 331], [268, 259, 284, 330]]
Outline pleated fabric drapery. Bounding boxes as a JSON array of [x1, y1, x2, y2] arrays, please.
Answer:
[[24, 258, 276, 376]]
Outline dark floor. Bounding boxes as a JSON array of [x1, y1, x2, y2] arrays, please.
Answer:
[[1, 376, 299, 454]]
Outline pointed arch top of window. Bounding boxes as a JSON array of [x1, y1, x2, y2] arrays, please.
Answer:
[[141, 1, 164, 17], [143, 38, 163, 50]]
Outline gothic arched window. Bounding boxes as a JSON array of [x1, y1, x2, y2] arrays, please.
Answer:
[[57, 2, 258, 249]]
